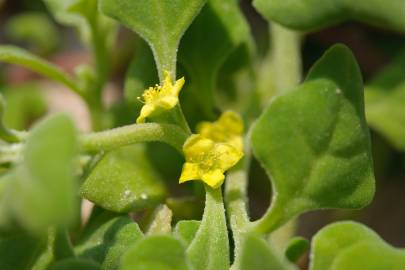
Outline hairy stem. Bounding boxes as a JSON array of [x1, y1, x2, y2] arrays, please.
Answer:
[[271, 23, 302, 95], [81, 122, 188, 153], [187, 185, 230, 270], [225, 168, 249, 269], [225, 135, 252, 269], [152, 43, 178, 83]]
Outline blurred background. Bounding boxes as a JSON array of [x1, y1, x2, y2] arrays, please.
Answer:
[[0, 0, 404, 258]]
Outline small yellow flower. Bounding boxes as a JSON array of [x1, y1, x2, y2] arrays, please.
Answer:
[[196, 111, 244, 151], [179, 134, 243, 188], [179, 111, 244, 188], [136, 71, 185, 123]]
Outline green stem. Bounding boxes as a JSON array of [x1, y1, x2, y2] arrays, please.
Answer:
[[53, 228, 74, 260], [84, 16, 110, 131], [187, 185, 230, 270], [225, 135, 252, 269], [86, 97, 106, 131], [152, 44, 191, 133], [0, 123, 188, 165], [0, 125, 20, 143], [172, 105, 192, 134], [248, 198, 299, 235], [225, 168, 249, 269], [89, 16, 109, 95], [153, 45, 178, 82], [0, 143, 23, 164], [146, 205, 173, 235], [0, 45, 84, 97], [270, 23, 302, 95], [80, 122, 188, 153]]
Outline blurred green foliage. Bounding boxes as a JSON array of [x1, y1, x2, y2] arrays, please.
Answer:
[[0, 0, 404, 269]]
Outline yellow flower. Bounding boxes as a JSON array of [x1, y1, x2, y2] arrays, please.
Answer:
[[196, 110, 244, 151], [136, 71, 185, 123], [179, 134, 243, 188], [179, 111, 244, 188]]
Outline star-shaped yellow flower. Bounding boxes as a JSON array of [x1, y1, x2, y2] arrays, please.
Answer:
[[196, 110, 244, 151], [179, 111, 244, 188], [136, 71, 185, 123], [179, 134, 243, 188]]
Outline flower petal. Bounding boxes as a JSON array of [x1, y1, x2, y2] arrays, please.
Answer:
[[182, 134, 214, 159], [136, 104, 155, 123], [136, 71, 185, 123], [202, 169, 225, 188], [179, 162, 201, 183], [215, 143, 243, 171]]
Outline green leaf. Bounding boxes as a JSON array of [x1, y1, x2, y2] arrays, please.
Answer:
[[285, 237, 309, 263], [0, 45, 81, 95], [174, 220, 200, 246], [365, 51, 405, 150], [67, 0, 117, 62], [5, 12, 60, 55], [42, 0, 90, 42], [310, 221, 380, 270], [2, 84, 47, 130], [67, 0, 98, 22], [120, 235, 193, 270], [80, 145, 166, 213], [240, 234, 296, 270], [76, 214, 143, 270], [100, 0, 207, 79], [187, 187, 229, 270], [44, 0, 116, 91], [42, 0, 84, 25], [178, 0, 254, 119], [6, 114, 78, 233], [253, 0, 405, 32], [331, 242, 405, 270], [146, 205, 173, 235], [251, 45, 375, 233], [0, 229, 46, 270], [48, 258, 101, 270], [310, 221, 405, 270]]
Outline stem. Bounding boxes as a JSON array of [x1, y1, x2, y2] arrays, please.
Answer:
[[271, 23, 302, 95], [268, 220, 297, 253], [146, 205, 173, 235], [172, 105, 192, 135], [225, 168, 249, 269], [0, 45, 84, 97], [152, 44, 178, 82], [225, 135, 252, 269], [84, 16, 110, 131], [151, 43, 191, 133], [86, 97, 106, 131], [0, 125, 20, 143], [53, 229, 74, 260], [187, 185, 230, 270], [248, 196, 308, 234], [80, 122, 188, 153], [0, 143, 23, 164], [1, 123, 188, 165], [89, 16, 109, 95]]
